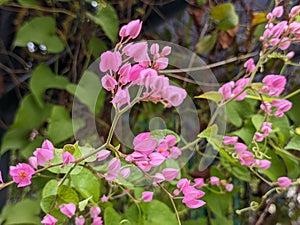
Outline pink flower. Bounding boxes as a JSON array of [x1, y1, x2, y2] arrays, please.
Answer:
[[168, 146, 181, 159], [75, 216, 85, 225], [101, 74, 117, 91], [33, 140, 55, 166], [120, 168, 130, 178], [42, 139, 54, 150], [225, 184, 234, 192], [92, 217, 103, 225], [99, 51, 122, 72], [136, 160, 152, 172], [244, 58, 256, 73], [255, 132, 265, 142], [134, 137, 157, 155], [101, 195, 108, 202], [154, 57, 169, 70], [162, 168, 178, 181], [41, 214, 57, 225], [182, 186, 206, 208], [272, 99, 292, 117], [150, 43, 159, 55], [128, 64, 145, 82], [156, 143, 169, 157], [28, 156, 38, 169], [111, 87, 130, 108], [278, 37, 291, 50], [163, 85, 187, 107], [177, 178, 190, 191], [218, 81, 234, 100], [161, 46, 171, 56], [153, 172, 165, 184], [262, 75, 286, 96], [90, 206, 101, 219], [0, 170, 3, 183], [147, 75, 168, 92], [223, 136, 238, 145], [164, 135, 176, 147], [123, 42, 149, 63], [142, 191, 154, 202], [256, 159, 271, 170], [149, 152, 166, 166], [271, 6, 284, 18], [260, 102, 272, 114], [210, 176, 220, 185], [9, 163, 35, 187], [62, 152, 75, 167], [194, 178, 204, 188], [118, 63, 131, 85], [277, 176, 292, 188], [286, 51, 295, 59], [106, 158, 121, 181], [234, 142, 247, 154], [261, 122, 272, 136], [60, 203, 76, 218], [133, 132, 151, 146], [96, 149, 111, 161], [290, 6, 300, 19], [119, 19, 142, 39], [239, 151, 256, 167]]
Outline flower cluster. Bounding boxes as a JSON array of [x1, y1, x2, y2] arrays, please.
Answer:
[[99, 19, 187, 108], [42, 204, 103, 225], [223, 136, 271, 170], [126, 132, 181, 172], [262, 5, 300, 51]]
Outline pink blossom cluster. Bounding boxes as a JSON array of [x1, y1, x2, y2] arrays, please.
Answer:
[[173, 178, 206, 208], [1, 140, 77, 188], [42, 204, 103, 225], [99, 19, 187, 108], [126, 132, 181, 172], [254, 122, 272, 142], [261, 5, 300, 51], [223, 136, 271, 170], [218, 78, 250, 101], [209, 176, 234, 192]]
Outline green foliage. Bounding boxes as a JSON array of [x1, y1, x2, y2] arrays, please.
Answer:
[[47, 106, 74, 145], [0, 199, 41, 225], [14, 16, 64, 53], [104, 207, 122, 225], [86, 4, 119, 43], [30, 64, 71, 107], [195, 32, 218, 54], [210, 3, 239, 30], [70, 167, 100, 202], [150, 129, 180, 143], [195, 91, 222, 103]]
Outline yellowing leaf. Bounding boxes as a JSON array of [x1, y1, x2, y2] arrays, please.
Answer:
[[251, 12, 267, 26], [195, 91, 222, 103]]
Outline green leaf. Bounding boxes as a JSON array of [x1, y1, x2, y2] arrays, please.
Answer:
[[286, 92, 300, 126], [18, 0, 39, 6], [198, 124, 218, 139], [261, 148, 285, 181], [195, 32, 218, 53], [123, 204, 141, 225], [251, 114, 264, 130], [43, 179, 59, 198], [232, 120, 256, 145], [30, 64, 70, 107], [143, 200, 177, 225], [182, 218, 208, 225], [40, 195, 56, 213], [57, 185, 79, 204], [88, 35, 108, 58], [225, 99, 255, 127], [285, 135, 300, 151], [47, 105, 74, 144], [104, 207, 122, 225], [195, 91, 222, 103], [71, 167, 100, 202], [14, 16, 64, 53], [86, 4, 119, 42], [210, 3, 239, 30], [79, 196, 93, 211], [270, 115, 290, 147], [0, 199, 40, 225], [71, 70, 104, 117], [221, 157, 251, 182], [0, 94, 52, 154]]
